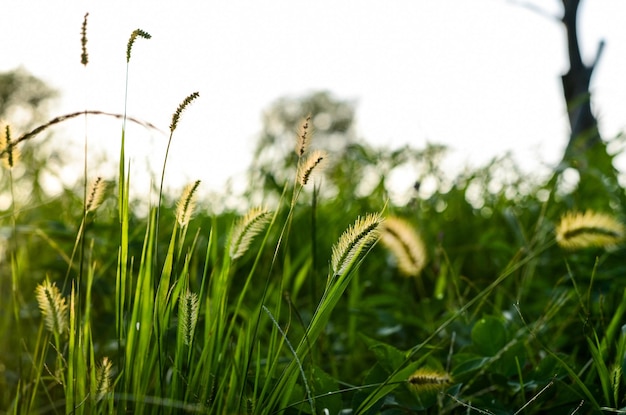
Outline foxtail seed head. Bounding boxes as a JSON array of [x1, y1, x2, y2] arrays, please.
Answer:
[[407, 368, 452, 395], [555, 210, 624, 250], [297, 150, 328, 186], [176, 180, 201, 226], [295, 114, 313, 157], [229, 207, 272, 260], [170, 92, 200, 133], [179, 290, 200, 346], [1, 124, 19, 169], [331, 213, 383, 276], [85, 177, 106, 213], [35, 279, 69, 336], [380, 216, 427, 277], [126, 29, 152, 62], [95, 357, 113, 401], [80, 13, 89, 66]]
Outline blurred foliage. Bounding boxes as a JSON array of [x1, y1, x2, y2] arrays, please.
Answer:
[[0, 67, 65, 202]]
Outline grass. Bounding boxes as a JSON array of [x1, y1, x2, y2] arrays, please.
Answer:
[[1, 18, 626, 415]]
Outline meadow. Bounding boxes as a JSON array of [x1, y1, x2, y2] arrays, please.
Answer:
[[1, 20, 626, 415]]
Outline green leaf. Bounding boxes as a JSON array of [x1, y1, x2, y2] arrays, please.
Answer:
[[310, 366, 343, 415], [351, 363, 387, 415], [361, 334, 405, 373], [471, 316, 508, 356]]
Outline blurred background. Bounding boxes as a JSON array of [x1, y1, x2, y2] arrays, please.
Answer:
[[0, 0, 624, 208]]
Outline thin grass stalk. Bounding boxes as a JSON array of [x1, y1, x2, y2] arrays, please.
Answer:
[[4, 127, 25, 397], [67, 282, 76, 414], [187, 225, 216, 403], [187, 228, 216, 405], [279, 246, 380, 411], [116, 31, 151, 387], [355, 240, 558, 414], [224, 206, 277, 346], [22, 313, 48, 414], [123, 209, 157, 410], [263, 214, 382, 411], [192, 226, 231, 407], [167, 235, 201, 407], [263, 306, 315, 414], [154, 218, 179, 397], [83, 248, 97, 412], [78, 16, 90, 372], [151, 96, 199, 399], [309, 183, 319, 314], [239, 184, 298, 409], [155, 92, 199, 267]]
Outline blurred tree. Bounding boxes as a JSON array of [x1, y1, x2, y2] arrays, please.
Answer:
[[246, 90, 448, 209], [0, 67, 60, 202], [248, 91, 356, 196], [0, 67, 57, 128]]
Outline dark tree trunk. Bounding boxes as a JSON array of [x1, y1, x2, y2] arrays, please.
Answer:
[[557, 0, 622, 209], [561, 0, 601, 156]]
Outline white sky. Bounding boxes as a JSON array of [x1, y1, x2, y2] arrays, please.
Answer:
[[1, 1, 625, 201]]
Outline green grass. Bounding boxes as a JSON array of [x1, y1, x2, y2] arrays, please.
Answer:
[[1, 21, 626, 415]]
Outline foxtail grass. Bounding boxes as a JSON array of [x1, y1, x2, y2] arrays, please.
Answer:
[[11, 14, 620, 415], [555, 210, 624, 250], [331, 212, 383, 277], [229, 206, 272, 260], [407, 367, 452, 395], [297, 149, 328, 186], [175, 180, 201, 227], [80, 13, 89, 66], [295, 114, 312, 158], [35, 279, 69, 338]]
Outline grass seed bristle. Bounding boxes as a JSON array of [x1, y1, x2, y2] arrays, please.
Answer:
[[331, 213, 383, 276], [179, 290, 200, 346], [170, 92, 200, 132], [297, 150, 328, 186], [95, 356, 112, 401], [407, 368, 452, 394], [230, 207, 272, 260], [176, 180, 201, 226], [126, 28, 152, 63], [81, 13, 89, 66], [85, 176, 106, 213], [1, 124, 19, 169], [555, 210, 625, 250], [295, 114, 313, 157], [35, 279, 69, 336]]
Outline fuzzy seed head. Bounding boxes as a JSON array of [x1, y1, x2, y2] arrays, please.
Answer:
[[126, 29, 152, 62], [555, 210, 624, 250], [331, 213, 383, 276], [1, 124, 19, 169], [170, 92, 200, 132], [230, 207, 272, 260], [381, 216, 427, 277], [35, 280, 69, 336], [295, 114, 313, 157], [407, 368, 452, 395], [297, 150, 328, 186], [179, 290, 200, 346], [80, 13, 89, 66], [95, 356, 113, 401], [85, 177, 106, 213], [176, 180, 201, 226]]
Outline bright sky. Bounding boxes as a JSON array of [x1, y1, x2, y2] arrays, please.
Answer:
[[1, 1, 625, 201]]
